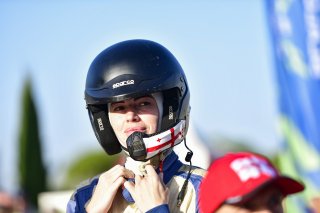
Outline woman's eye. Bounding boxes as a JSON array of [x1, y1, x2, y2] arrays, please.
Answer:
[[113, 106, 125, 111], [139, 101, 150, 107]]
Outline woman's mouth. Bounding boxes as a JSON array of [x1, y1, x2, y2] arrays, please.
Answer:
[[125, 127, 146, 136]]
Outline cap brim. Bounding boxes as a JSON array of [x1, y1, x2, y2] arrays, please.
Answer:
[[273, 176, 305, 196], [225, 176, 305, 204]]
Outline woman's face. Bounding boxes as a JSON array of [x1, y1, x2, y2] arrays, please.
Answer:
[[108, 95, 159, 147]]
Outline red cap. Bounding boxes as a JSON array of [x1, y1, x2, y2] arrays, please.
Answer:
[[199, 152, 304, 213]]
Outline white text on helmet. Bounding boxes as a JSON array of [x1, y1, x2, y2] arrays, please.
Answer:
[[97, 118, 104, 131], [112, 80, 134, 89], [169, 106, 173, 120]]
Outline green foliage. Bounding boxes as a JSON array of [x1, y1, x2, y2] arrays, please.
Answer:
[[18, 78, 47, 207], [62, 150, 123, 189]]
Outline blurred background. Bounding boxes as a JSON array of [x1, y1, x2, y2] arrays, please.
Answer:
[[1, 1, 319, 212]]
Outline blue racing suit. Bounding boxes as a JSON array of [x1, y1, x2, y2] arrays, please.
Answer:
[[67, 152, 206, 213]]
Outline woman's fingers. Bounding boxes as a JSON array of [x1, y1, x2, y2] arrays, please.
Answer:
[[86, 164, 134, 213], [100, 165, 135, 184], [145, 165, 158, 177], [123, 166, 168, 212]]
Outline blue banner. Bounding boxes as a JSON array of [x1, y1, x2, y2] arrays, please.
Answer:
[[265, 0, 320, 212]]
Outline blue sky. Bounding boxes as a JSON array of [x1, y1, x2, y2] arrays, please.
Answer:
[[0, 1, 278, 192]]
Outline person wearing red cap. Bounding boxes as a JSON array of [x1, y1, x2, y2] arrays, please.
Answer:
[[199, 152, 305, 213]]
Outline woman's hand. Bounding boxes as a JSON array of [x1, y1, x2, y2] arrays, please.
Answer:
[[86, 165, 135, 213], [124, 164, 169, 212]]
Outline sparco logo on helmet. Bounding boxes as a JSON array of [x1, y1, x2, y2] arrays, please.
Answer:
[[97, 118, 104, 131], [112, 80, 134, 89]]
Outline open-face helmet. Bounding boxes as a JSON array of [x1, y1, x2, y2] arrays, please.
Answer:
[[85, 39, 190, 156]]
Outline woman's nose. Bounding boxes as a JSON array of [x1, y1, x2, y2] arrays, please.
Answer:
[[126, 108, 140, 122]]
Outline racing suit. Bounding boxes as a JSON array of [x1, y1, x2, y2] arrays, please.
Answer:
[[66, 151, 206, 213]]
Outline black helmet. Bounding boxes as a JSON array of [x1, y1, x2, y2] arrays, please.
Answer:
[[85, 39, 190, 155]]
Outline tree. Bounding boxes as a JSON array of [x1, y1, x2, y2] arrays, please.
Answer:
[[18, 78, 47, 208]]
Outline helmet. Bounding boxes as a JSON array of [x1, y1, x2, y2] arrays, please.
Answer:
[[85, 39, 190, 155]]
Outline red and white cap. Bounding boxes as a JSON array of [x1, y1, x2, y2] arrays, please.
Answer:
[[199, 152, 304, 213]]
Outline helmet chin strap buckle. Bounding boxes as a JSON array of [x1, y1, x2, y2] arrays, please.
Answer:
[[126, 132, 147, 161]]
